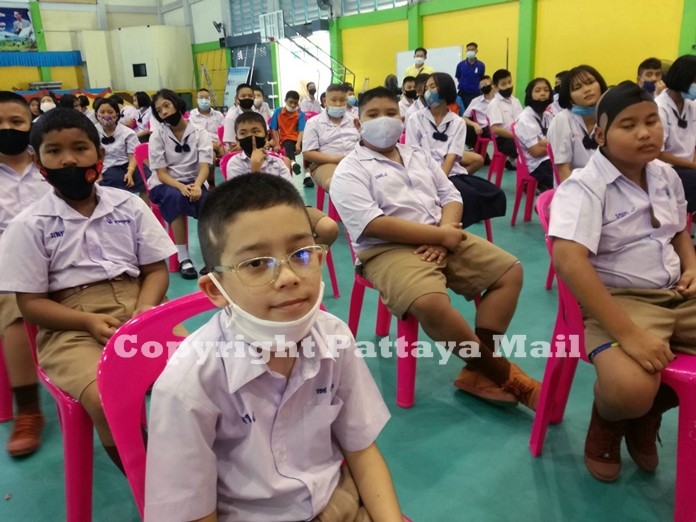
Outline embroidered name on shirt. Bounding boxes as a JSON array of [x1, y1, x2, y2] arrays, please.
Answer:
[[49, 230, 64, 239], [375, 172, 388, 180], [316, 387, 327, 394], [614, 206, 636, 220], [241, 412, 256, 424], [105, 218, 131, 225]]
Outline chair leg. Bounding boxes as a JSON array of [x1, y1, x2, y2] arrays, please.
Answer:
[[530, 355, 568, 456], [545, 262, 555, 290], [484, 219, 493, 243], [0, 342, 13, 422], [59, 401, 94, 522], [511, 180, 524, 226], [550, 357, 580, 424], [375, 299, 392, 337], [325, 250, 341, 298], [396, 315, 419, 408], [494, 156, 505, 187], [671, 383, 696, 522], [524, 179, 537, 222], [316, 186, 325, 212], [347, 282, 367, 337], [327, 198, 341, 223]]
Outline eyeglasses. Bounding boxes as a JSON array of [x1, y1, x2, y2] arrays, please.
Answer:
[[212, 245, 327, 287]]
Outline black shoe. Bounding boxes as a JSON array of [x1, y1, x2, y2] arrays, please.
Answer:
[[303, 176, 315, 188], [199, 266, 210, 276], [179, 259, 197, 280], [505, 159, 516, 170], [292, 161, 302, 175], [483, 154, 492, 166]]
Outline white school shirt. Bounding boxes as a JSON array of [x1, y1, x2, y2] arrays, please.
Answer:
[[404, 98, 425, 120], [119, 105, 139, 128], [398, 96, 414, 116], [332, 143, 463, 255], [134, 107, 152, 135], [148, 122, 213, 189], [0, 161, 50, 237], [188, 108, 225, 144], [405, 109, 468, 176], [0, 185, 176, 293], [514, 106, 553, 172], [301, 98, 323, 114], [549, 152, 686, 289], [224, 152, 291, 181], [655, 90, 696, 160], [302, 110, 360, 157], [486, 93, 523, 129], [222, 106, 246, 143], [463, 95, 491, 127], [547, 109, 596, 170], [98, 123, 138, 170], [145, 310, 390, 522], [254, 101, 273, 121], [83, 108, 98, 126]]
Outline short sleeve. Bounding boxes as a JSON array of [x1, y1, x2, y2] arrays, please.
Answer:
[[133, 197, 177, 264], [302, 117, 321, 152], [426, 154, 463, 207], [222, 112, 236, 143], [487, 100, 503, 127], [657, 104, 671, 152], [516, 113, 543, 150], [148, 129, 168, 170], [298, 111, 306, 132], [124, 130, 138, 155], [446, 118, 467, 158], [547, 112, 573, 164], [548, 176, 603, 254], [196, 128, 214, 164], [269, 108, 280, 131], [0, 218, 50, 293]]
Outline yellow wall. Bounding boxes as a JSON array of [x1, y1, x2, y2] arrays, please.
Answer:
[[535, 0, 683, 84], [423, 2, 519, 82], [50, 67, 85, 90], [195, 49, 228, 106], [0, 67, 41, 91], [342, 20, 408, 90]]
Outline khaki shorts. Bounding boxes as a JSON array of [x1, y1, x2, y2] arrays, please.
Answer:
[[38, 278, 140, 400], [0, 293, 22, 333], [313, 465, 371, 522], [358, 234, 519, 318], [583, 288, 696, 358], [310, 163, 337, 191]]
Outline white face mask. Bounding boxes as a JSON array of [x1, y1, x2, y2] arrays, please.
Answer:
[[253, 98, 263, 108], [285, 105, 298, 112], [208, 274, 324, 352], [40, 102, 56, 112], [414, 57, 425, 66], [360, 116, 404, 149]]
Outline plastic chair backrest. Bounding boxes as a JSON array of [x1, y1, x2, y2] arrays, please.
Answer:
[[486, 116, 501, 155], [305, 111, 319, 120], [97, 292, 217, 517], [133, 143, 151, 194], [216, 124, 225, 144], [510, 122, 532, 178], [546, 142, 561, 185]]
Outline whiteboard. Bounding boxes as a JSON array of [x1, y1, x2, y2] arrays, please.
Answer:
[[396, 46, 462, 86]]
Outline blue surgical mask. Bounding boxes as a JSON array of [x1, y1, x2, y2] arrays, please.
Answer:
[[197, 99, 211, 110], [327, 106, 346, 119], [642, 81, 656, 94], [347, 95, 358, 107], [571, 104, 595, 116], [682, 84, 696, 101], [466, 50, 476, 60], [424, 89, 442, 108]]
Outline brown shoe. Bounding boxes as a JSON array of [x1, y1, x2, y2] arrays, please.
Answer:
[[501, 362, 541, 411], [584, 403, 625, 482], [454, 366, 519, 406], [7, 412, 45, 457], [625, 414, 662, 472]]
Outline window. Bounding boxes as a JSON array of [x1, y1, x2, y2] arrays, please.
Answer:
[[132, 63, 147, 78]]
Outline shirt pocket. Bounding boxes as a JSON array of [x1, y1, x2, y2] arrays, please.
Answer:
[[302, 401, 343, 463]]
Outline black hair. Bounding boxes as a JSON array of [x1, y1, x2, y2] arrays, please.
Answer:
[[150, 89, 186, 123], [93, 97, 121, 118], [430, 72, 457, 104], [466, 42, 478, 49], [326, 83, 347, 94], [402, 75, 416, 85], [306, 82, 315, 88], [414, 47, 427, 57], [343, 82, 354, 92], [236, 83, 253, 95], [58, 94, 79, 109], [558, 65, 608, 109], [480, 75, 491, 82], [252, 85, 264, 95], [384, 74, 400, 95], [234, 110, 267, 132], [664, 55, 696, 92], [285, 90, 300, 101], [414, 73, 430, 88], [555, 70, 569, 82], [637, 57, 662, 76], [197, 87, 210, 94], [492, 69, 512, 85], [524, 77, 553, 107], [0, 91, 32, 118], [198, 174, 309, 268], [358, 86, 399, 112], [41, 92, 57, 102], [109, 94, 125, 105], [30, 108, 100, 155], [77, 95, 90, 108], [133, 91, 152, 109]]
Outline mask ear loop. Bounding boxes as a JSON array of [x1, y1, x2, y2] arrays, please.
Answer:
[[207, 272, 237, 327]]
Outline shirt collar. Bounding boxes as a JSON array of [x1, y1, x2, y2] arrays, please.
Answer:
[[0, 158, 38, 178], [591, 150, 669, 192], [353, 141, 412, 166], [36, 183, 130, 219]]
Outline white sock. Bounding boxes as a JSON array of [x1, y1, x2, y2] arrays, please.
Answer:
[[176, 244, 190, 263]]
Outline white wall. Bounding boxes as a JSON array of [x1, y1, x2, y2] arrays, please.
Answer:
[[277, 31, 332, 102], [79, 30, 113, 87], [191, 0, 223, 44]]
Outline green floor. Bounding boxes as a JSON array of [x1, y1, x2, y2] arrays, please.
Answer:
[[0, 168, 678, 521]]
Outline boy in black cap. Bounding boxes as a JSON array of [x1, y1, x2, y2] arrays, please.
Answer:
[[549, 81, 696, 482]]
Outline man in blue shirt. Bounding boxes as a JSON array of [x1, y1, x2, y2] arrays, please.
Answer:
[[455, 42, 486, 109]]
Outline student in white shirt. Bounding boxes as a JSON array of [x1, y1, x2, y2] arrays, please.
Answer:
[[145, 173, 401, 522], [398, 76, 417, 116], [655, 54, 696, 212], [300, 81, 323, 114], [487, 69, 523, 160], [252, 85, 273, 121], [404, 72, 430, 120], [550, 82, 694, 483], [547, 71, 568, 118], [547, 65, 608, 182], [637, 57, 666, 98], [514, 78, 555, 191], [189, 88, 226, 189], [132, 92, 152, 143], [463, 75, 495, 150], [110, 94, 138, 131], [77, 95, 98, 126], [149, 89, 213, 279], [344, 83, 360, 119], [222, 83, 256, 150]]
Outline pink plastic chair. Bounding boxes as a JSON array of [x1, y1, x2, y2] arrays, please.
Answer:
[[471, 113, 492, 159], [98, 292, 216, 518], [509, 122, 539, 226], [24, 322, 94, 522], [0, 340, 13, 422], [216, 124, 224, 144], [546, 142, 561, 186], [133, 143, 186, 273], [536, 189, 556, 290], [485, 116, 510, 187], [530, 192, 696, 522]]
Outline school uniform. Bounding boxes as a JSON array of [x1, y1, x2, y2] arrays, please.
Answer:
[[655, 90, 696, 211], [514, 106, 554, 191], [134, 107, 152, 139], [0, 185, 176, 398], [221, 106, 247, 143], [148, 122, 214, 223], [98, 123, 145, 193], [462, 95, 492, 148], [188, 108, 225, 145], [332, 143, 518, 318], [487, 93, 523, 158], [302, 110, 360, 190], [404, 98, 425, 121], [300, 98, 323, 114], [406, 110, 506, 227], [254, 101, 273, 121], [269, 107, 307, 161], [549, 151, 696, 356], [120, 105, 139, 130], [224, 152, 292, 181], [82, 108, 98, 126], [398, 96, 414, 117], [0, 161, 51, 332], [347, 105, 359, 119], [547, 109, 597, 172], [145, 310, 390, 522]]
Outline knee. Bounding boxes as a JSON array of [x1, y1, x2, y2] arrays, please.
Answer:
[[315, 217, 339, 247], [598, 378, 658, 419], [490, 262, 523, 293], [408, 293, 453, 325]]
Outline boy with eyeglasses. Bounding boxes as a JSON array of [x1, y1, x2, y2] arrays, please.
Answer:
[[145, 173, 403, 522]]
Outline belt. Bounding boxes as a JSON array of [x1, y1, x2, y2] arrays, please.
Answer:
[[49, 274, 139, 303]]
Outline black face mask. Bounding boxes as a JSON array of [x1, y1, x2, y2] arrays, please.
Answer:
[[163, 112, 182, 127], [553, 85, 560, 95], [529, 99, 552, 114], [480, 85, 493, 95], [499, 87, 513, 99], [238, 98, 254, 110], [238, 136, 266, 157], [0, 129, 30, 156], [403, 90, 417, 100], [42, 164, 99, 201], [308, 88, 317, 96]]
